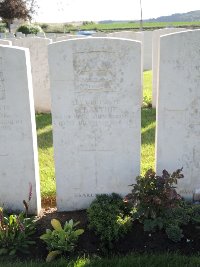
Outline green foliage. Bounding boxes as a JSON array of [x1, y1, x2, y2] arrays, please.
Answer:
[[126, 168, 193, 242], [40, 219, 84, 262], [128, 168, 184, 220], [16, 24, 43, 34], [0, 23, 7, 32], [39, 23, 48, 31], [165, 224, 183, 242], [0, 208, 36, 256], [82, 21, 95, 25], [87, 193, 132, 249]]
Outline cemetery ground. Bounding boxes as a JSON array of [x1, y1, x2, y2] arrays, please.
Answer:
[[2, 71, 200, 266]]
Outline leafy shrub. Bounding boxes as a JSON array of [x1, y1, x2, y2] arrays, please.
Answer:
[[87, 193, 132, 249], [16, 24, 43, 35], [0, 23, 6, 33], [125, 168, 191, 242], [39, 23, 48, 31], [0, 208, 36, 256], [165, 224, 183, 242], [126, 168, 184, 220], [40, 219, 84, 262]]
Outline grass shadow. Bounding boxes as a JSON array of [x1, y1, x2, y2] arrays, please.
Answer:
[[141, 108, 156, 128], [37, 128, 53, 149], [36, 113, 52, 130]]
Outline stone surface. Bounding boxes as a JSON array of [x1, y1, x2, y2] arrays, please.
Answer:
[[92, 32, 107, 37], [6, 33, 15, 38], [13, 37, 52, 113], [0, 40, 12, 46], [0, 45, 41, 214], [156, 30, 200, 200], [152, 28, 187, 108], [0, 33, 6, 39], [142, 31, 153, 71], [26, 34, 35, 38], [16, 32, 25, 38], [55, 34, 86, 42], [108, 31, 152, 70], [49, 38, 141, 211], [46, 33, 56, 41], [107, 31, 144, 68], [37, 32, 46, 37]]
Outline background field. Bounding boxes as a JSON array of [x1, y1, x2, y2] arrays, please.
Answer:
[[38, 21, 200, 33]]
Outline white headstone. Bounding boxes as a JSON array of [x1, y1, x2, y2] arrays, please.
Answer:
[[0, 45, 41, 214], [108, 31, 142, 41], [26, 34, 35, 38], [46, 33, 56, 41], [108, 31, 151, 71], [12, 38, 52, 113], [16, 32, 25, 38], [49, 38, 141, 211], [156, 30, 200, 200], [6, 33, 15, 39], [37, 32, 46, 38], [0, 40, 12, 46], [92, 32, 107, 37], [55, 34, 86, 42], [152, 28, 187, 108], [0, 33, 6, 39], [141, 31, 153, 71]]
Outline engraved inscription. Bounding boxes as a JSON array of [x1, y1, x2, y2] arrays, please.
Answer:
[[74, 193, 95, 198], [73, 51, 116, 92], [0, 57, 5, 101], [55, 97, 132, 130]]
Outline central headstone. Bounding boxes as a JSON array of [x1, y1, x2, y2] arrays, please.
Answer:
[[49, 38, 141, 211]]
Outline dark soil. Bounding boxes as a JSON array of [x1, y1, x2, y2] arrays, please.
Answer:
[[27, 207, 200, 261]]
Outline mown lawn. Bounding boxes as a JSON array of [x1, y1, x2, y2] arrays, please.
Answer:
[[2, 253, 200, 267], [36, 71, 155, 198]]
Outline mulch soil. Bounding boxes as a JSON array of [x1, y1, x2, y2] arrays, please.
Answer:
[[27, 207, 200, 261]]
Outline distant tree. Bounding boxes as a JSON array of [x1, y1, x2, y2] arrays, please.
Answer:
[[0, 0, 38, 32]]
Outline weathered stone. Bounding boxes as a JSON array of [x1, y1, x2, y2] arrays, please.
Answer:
[[156, 30, 200, 200], [0, 40, 12, 46], [0, 45, 41, 214], [49, 38, 141, 211], [152, 28, 187, 108], [12, 37, 52, 113]]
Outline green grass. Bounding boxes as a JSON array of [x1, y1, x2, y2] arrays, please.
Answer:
[[2, 254, 200, 267], [40, 21, 200, 33], [36, 71, 155, 198], [36, 114, 55, 198], [143, 70, 152, 107]]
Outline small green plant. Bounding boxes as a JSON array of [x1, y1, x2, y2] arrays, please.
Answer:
[[0, 208, 36, 256], [87, 193, 132, 250], [16, 24, 43, 35], [40, 219, 84, 262], [0, 183, 36, 256], [165, 224, 183, 242], [0, 23, 6, 33]]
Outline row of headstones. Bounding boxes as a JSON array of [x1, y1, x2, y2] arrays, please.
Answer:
[[0, 30, 199, 215], [0, 32, 85, 40], [0, 28, 190, 112]]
